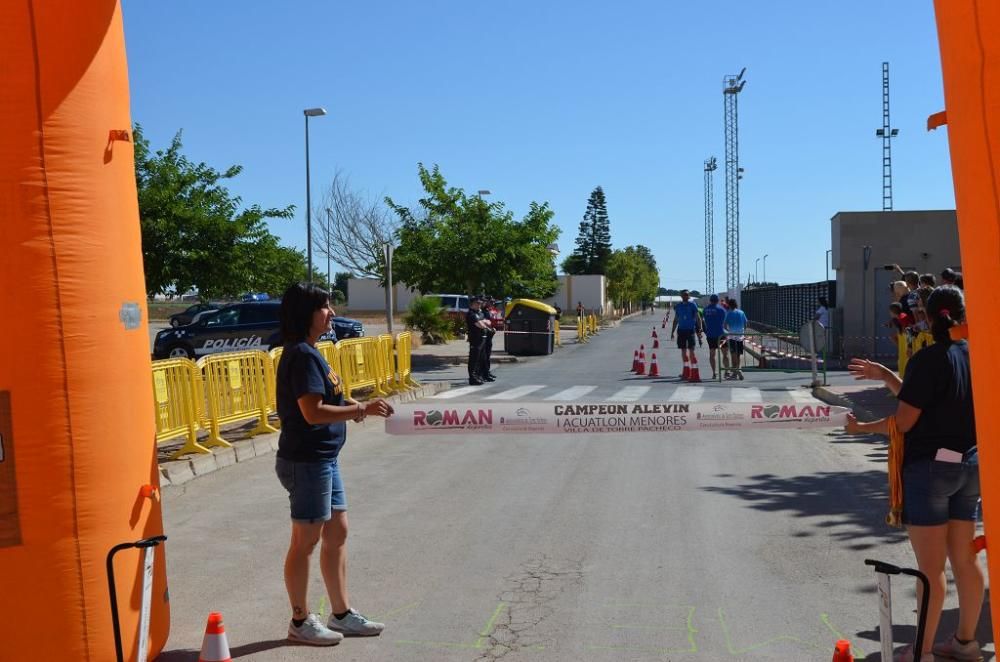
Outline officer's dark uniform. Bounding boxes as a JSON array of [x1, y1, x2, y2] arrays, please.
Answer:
[[466, 304, 486, 384], [479, 299, 497, 381]]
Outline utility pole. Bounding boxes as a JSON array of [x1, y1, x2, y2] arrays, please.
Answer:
[[876, 62, 899, 211], [704, 157, 717, 294], [723, 68, 746, 291]]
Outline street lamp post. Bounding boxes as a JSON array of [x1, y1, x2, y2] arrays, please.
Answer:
[[303, 107, 327, 281], [754, 257, 760, 285], [382, 242, 394, 334], [325, 207, 334, 288], [825, 249, 832, 283], [763, 254, 768, 283]]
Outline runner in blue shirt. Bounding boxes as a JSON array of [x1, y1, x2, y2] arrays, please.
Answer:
[[701, 294, 730, 380], [670, 290, 703, 379], [724, 298, 749, 380]]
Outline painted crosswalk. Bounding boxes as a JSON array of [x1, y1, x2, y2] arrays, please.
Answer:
[[432, 383, 826, 405], [544, 385, 598, 401]]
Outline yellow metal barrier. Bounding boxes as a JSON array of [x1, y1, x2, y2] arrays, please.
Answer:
[[198, 350, 278, 447], [395, 331, 421, 388], [268, 346, 284, 414], [577, 315, 589, 343], [315, 340, 339, 374], [335, 337, 388, 399], [152, 358, 208, 459], [554, 320, 561, 346], [376, 334, 400, 393]]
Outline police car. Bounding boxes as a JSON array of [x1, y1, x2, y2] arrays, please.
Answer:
[[153, 302, 364, 359]]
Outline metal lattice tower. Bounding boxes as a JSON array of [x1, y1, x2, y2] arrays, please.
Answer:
[[704, 157, 717, 294], [876, 62, 899, 211], [723, 68, 746, 291]]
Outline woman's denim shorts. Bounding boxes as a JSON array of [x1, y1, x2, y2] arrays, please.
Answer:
[[902, 448, 980, 526], [275, 456, 347, 523]]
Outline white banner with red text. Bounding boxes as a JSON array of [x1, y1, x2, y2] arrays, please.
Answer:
[[384, 401, 849, 435]]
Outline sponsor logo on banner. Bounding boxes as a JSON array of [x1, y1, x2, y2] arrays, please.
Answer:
[[499, 407, 548, 431], [696, 403, 747, 423], [750, 404, 832, 422], [413, 408, 493, 430]]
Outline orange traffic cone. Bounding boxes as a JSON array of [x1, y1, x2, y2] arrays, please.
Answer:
[[651, 328, 658, 339], [689, 354, 702, 383], [636, 349, 646, 375], [648, 353, 659, 377], [631, 349, 639, 372], [831, 639, 854, 662], [973, 534, 987, 554], [653, 337, 659, 349], [661, 320, 666, 328], [199, 613, 232, 662], [681, 356, 690, 380]]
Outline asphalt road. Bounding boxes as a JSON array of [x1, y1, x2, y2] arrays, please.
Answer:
[[156, 314, 993, 661]]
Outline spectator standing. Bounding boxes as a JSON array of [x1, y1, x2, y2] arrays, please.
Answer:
[[275, 283, 394, 646], [845, 286, 982, 662], [815, 297, 830, 328], [724, 299, 748, 380]]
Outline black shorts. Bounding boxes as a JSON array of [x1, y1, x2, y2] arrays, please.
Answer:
[[707, 335, 726, 350], [728, 339, 745, 355], [676, 330, 696, 350]]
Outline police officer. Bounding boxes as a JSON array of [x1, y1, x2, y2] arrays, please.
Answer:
[[466, 296, 493, 385], [479, 297, 498, 382]]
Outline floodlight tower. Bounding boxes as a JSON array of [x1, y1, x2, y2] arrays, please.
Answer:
[[704, 157, 717, 294], [876, 62, 899, 211], [723, 68, 746, 291]]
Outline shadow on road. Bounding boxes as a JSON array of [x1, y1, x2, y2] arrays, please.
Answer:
[[701, 466, 906, 550], [157, 638, 293, 660]]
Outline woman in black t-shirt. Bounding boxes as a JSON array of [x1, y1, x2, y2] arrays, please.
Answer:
[[274, 283, 394, 646], [845, 286, 983, 662]]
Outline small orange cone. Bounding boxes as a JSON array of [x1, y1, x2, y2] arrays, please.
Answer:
[[653, 337, 659, 349], [689, 354, 702, 383], [681, 356, 690, 380], [973, 534, 987, 554], [199, 613, 232, 662], [636, 349, 646, 375], [831, 639, 854, 662], [651, 328, 658, 339], [648, 353, 659, 377], [631, 349, 639, 372]]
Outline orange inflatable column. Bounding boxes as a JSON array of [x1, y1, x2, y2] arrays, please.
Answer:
[[932, 0, 1000, 647], [0, 1, 169, 660]]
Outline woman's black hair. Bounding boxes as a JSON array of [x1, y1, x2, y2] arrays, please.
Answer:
[[280, 282, 330, 343], [926, 285, 965, 345], [818, 297, 829, 308]]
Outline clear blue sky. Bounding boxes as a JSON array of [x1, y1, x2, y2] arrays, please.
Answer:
[[121, 0, 954, 291]]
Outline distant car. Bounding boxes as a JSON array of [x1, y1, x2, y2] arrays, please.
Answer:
[[154, 301, 364, 360], [169, 302, 222, 327], [241, 292, 271, 302]]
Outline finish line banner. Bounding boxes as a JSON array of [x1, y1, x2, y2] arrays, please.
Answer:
[[385, 401, 850, 435]]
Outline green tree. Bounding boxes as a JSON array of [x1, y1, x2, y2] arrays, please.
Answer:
[[387, 164, 560, 299], [134, 125, 298, 299], [562, 186, 612, 275], [606, 245, 660, 311]]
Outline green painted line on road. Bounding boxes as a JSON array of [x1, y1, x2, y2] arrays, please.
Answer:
[[718, 607, 825, 655], [475, 602, 507, 648], [317, 596, 327, 619]]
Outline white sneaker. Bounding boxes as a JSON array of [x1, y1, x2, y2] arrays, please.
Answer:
[[328, 608, 385, 636], [288, 614, 343, 646]]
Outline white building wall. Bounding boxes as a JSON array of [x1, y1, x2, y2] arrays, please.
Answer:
[[347, 278, 419, 312], [542, 275, 608, 315]]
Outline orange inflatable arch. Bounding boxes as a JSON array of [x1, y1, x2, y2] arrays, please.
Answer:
[[0, 1, 997, 658], [0, 2, 168, 660]]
